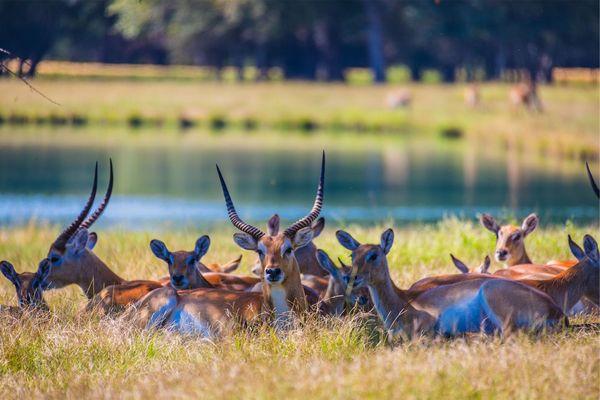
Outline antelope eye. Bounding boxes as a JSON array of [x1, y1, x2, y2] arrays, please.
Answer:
[[257, 249, 264, 257], [513, 233, 521, 241], [284, 247, 292, 256], [367, 253, 378, 262], [49, 256, 59, 263]]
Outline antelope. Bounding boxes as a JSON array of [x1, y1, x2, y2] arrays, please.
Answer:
[[251, 214, 327, 277], [464, 84, 480, 108], [335, 228, 566, 340], [385, 89, 412, 109], [312, 250, 372, 315], [509, 81, 542, 112], [0, 259, 51, 312], [407, 255, 494, 294], [126, 153, 327, 336], [451, 254, 491, 274], [42, 161, 236, 314], [149, 236, 259, 291]]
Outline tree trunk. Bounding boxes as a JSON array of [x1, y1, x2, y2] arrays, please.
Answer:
[[363, 0, 386, 83]]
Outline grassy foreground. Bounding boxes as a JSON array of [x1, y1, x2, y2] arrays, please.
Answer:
[[0, 220, 598, 399], [1, 80, 598, 160]]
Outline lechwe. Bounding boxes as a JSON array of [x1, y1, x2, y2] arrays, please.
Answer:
[[385, 88, 412, 109], [149, 236, 259, 291], [335, 229, 566, 340], [510, 81, 543, 112], [125, 153, 327, 336], [42, 161, 236, 313], [464, 84, 480, 108], [0, 259, 52, 313]]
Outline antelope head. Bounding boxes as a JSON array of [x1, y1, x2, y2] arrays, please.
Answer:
[[480, 213, 538, 266], [450, 254, 491, 274], [149, 236, 214, 290], [568, 234, 599, 305], [1, 259, 51, 309], [45, 160, 116, 294], [335, 228, 395, 291], [250, 214, 325, 277], [216, 152, 325, 311], [315, 249, 370, 315]]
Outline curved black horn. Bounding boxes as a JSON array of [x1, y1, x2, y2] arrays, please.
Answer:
[[80, 158, 114, 230], [284, 151, 325, 237], [216, 164, 265, 239], [53, 162, 98, 250], [586, 162, 599, 199]]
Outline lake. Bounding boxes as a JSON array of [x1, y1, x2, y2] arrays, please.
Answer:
[[0, 127, 596, 229]]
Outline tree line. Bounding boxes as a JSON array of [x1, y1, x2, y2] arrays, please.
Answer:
[[1, 0, 598, 82]]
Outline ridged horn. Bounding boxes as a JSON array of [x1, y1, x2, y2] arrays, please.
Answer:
[[216, 164, 265, 239], [80, 158, 114, 230], [585, 162, 599, 199], [284, 151, 325, 237], [53, 162, 98, 250]]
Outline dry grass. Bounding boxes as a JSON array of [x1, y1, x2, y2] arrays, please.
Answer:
[[0, 221, 598, 399]]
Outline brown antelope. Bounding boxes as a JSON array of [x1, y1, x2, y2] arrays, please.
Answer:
[[125, 153, 327, 336], [1, 259, 51, 311], [480, 213, 540, 266], [251, 215, 327, 277], [335, 228, 566, 340], [42, 161, 240, 313], [385, 89, 412, 109], [451, 254, 491, 274], [149, 236, 259, 291], [464, 84, 480, 108], [407, 255, 494, 294], [509, 81, 542, 112], [312, 250, 372, 315]]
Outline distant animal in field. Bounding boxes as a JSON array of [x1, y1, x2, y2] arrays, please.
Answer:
[[509, 82, 543, 112], [464, 84, 480, 108], [385, 89, 412, 109]]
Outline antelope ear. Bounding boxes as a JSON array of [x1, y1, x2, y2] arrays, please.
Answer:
[[480, 213, 500, 235], [86, 232, 98, 250], [521, 213, 538, 236], [33, 259, 51, 289], [311, 217, 326, 238], [266, 214, 280, 236], [450, 254, 469, 274], [568, 235, 585, 261], [194, 235, 211, 260], [336, 230, 360, 251], [66, 229, 91, 255], [150, 239, 171, 262], [316, 249, 340, 279], [480, 255, 491, 274], [292, 226, 314, 249], [380, 229, 394, 255], [0, 261, 20, 289], [583, 235, 599, 265], [233, 233, 258, 251]]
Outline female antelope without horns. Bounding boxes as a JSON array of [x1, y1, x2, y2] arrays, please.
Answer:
[[1, 259, 52, 313], [126, 152, 326, 335], [335, 229, 566, 340]]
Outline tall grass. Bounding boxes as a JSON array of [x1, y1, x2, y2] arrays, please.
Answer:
[[0, 221, 598, 399]]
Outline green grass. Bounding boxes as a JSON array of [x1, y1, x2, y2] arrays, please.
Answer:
[[0, 220, 598, 399], [0, 80, 598, 159]]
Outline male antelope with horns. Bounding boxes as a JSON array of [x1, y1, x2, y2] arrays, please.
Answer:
[[125, 152, 326, 335]]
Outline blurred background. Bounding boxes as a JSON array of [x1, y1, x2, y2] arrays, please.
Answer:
[[0, 0, 598, 229]]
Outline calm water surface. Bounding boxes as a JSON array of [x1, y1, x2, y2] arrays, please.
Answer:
[[0, 128, 596, 229]]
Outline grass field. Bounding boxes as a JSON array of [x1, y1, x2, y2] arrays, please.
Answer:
[[1, 79, 598, 160], [0, 220, 598, 399]]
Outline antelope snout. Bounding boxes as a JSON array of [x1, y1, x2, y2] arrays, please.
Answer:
[[495, 249, 509, 262], [171, 274, 187, 289], [264, 267, 283, 284]]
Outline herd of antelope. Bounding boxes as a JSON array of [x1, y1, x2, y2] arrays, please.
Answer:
[[0, 154, 598, 342]]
